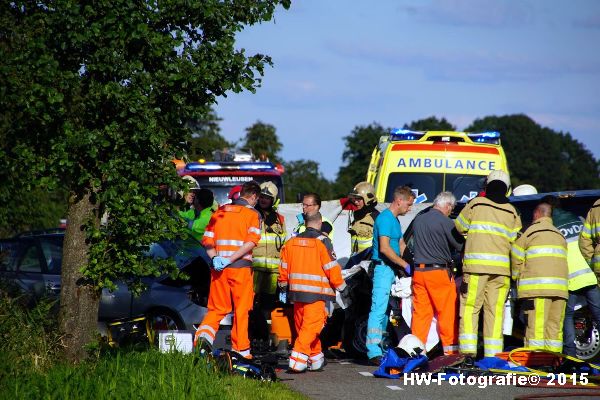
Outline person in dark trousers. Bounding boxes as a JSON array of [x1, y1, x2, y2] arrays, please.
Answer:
[[411, 192, 464, 356], [542, 196, 600, 358]]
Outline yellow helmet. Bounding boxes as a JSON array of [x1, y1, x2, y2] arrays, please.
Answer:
[[349, 181, 376, 206], [260, 181, 278, 199]]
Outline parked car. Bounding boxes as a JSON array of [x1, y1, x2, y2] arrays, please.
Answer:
[[0, 230, 220, 339], [401, 189, 600, 360]]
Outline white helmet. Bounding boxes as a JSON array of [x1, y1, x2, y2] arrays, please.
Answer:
[[260, 181, 278, 199], [512, 184, 538, 196], [396, 334, 425, 358], [182, 175, 200, 190], [486, 169, 511, 195]]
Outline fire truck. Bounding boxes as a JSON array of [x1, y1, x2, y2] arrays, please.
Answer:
[[178, 150, 285, 205], [367, 129, 510, 204]]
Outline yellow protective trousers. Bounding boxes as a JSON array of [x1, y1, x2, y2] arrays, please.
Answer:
[[523, 297, 566, 353], [459, 273, 509, 357]]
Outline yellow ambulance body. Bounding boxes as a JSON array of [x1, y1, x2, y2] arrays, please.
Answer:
[[367, 130, 509, 203]]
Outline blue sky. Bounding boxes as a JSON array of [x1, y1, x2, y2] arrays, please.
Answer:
[[215, 0, 600, 180]]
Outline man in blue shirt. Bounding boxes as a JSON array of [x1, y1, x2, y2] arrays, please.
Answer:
[[366, 186, 415, 365]]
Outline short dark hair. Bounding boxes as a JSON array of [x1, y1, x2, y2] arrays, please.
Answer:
[[305, 212, 322, 229], [194, 188, 214, 209], [303, 192, 322, 207], [240, 181, 261, 198], [393, 186, 415, 201]]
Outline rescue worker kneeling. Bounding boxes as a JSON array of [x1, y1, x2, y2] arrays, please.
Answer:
[[278, 212, 349, 372], [511, 202, 569, 352]]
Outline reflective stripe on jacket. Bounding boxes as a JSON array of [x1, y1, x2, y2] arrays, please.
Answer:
[[511, 217, 568, 299], [552, 207, 598, 291], [279, 231, 345, 303], [202, 200, 261, 268], [580, 199, 600, 276], [349, 208, 379, 254], [253, 211, 286, 272], [455, 197, 521, 276]]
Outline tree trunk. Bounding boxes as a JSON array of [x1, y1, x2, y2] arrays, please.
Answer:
[[59, 190, 101, 362]]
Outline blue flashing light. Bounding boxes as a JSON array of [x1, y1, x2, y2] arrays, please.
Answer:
[[186, 162, 222, 170], [185, 161, 276, 172], [466, 131, 501, 145], [390, 128, 423, 141], [239, 162, 275, 170], [467, 131, 500, 138]]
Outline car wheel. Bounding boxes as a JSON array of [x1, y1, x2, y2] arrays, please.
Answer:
[[146, 308, 186, 344], [342, 314, 395, 360], [575, 315, 600, 361]]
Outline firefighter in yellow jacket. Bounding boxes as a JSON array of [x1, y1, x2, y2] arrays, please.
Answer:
[[511, 202, 569, 352], [580, 199, 600, 283], [455, 170, 522, 359], [347, 182, 380, 255], [278, 212, 349, 372], [251, 181, 287, 345]]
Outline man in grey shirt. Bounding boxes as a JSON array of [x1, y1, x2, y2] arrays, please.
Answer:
[[411, 192, 464, 355]]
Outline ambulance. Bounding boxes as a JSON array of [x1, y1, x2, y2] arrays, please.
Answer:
[[366, 129, 510, 203], [179, 150, 285, 205]]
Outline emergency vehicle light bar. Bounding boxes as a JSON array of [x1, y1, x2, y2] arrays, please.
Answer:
[[389, 129, 425, 141], [185, 161, 277, 171], [466, 131, 501, 144]]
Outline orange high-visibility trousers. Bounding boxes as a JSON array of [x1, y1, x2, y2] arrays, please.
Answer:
[[292, 300, 328, 357], [412, 269, 458, 354], [196, 267, 254, 353]]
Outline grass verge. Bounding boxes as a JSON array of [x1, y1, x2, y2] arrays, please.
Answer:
[[1, 349, 307, 400], [0, 286, 306, 400]]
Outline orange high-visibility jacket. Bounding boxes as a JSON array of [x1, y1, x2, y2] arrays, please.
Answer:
[[202, 200, 262, 268], [279, 232, 346, 303]]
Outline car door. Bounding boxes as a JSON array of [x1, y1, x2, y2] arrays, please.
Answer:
[[38, 236, 63, 297], [14, 238, 51, 298], [98, 281, 135, 321]]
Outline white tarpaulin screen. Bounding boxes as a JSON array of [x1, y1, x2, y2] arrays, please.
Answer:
[[277, 200, 431, 264]]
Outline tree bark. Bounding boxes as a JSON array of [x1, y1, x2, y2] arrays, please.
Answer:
[[59, 190, 101, 362]]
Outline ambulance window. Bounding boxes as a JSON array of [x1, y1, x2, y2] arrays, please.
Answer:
[[447, 174, 486, 200], [384, 173, 441, 203]]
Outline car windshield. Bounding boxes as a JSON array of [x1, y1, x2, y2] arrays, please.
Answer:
[[384, 172, 486, 203], [384, 173, 442, 203], [447, 174, 486, 202]]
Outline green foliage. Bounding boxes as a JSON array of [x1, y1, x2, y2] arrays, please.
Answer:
[[0, 187, 67, 238], [1, 349, 306, 400], [0, 0, 290, 290], [466, 114, 600, 192], [333, 123, 389, 198], [0, 288, 61, 375], [187, 109, 233, 162], [405, 116, 456, 131], [241, 120, 283, 162], [283, 159, 334, 202]]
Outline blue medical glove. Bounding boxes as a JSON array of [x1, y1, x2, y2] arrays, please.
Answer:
[[212, 256, 230, 272], [278, 290, 287, 304], [296, 213, 304, 224], [278, 282, 288, 304]]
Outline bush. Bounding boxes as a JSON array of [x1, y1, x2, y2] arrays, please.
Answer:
[[0, 284, 62, 379]]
